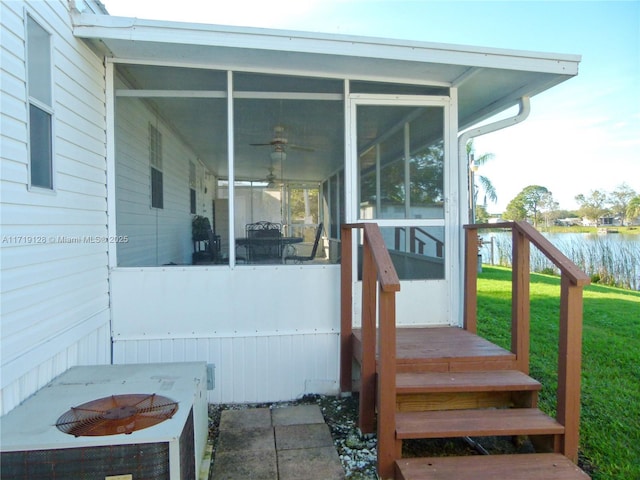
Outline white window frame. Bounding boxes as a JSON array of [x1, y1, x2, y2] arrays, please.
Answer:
[[25, 11, 55, 192]]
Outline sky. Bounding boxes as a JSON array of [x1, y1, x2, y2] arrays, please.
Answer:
[[101, 0, 640, 213]]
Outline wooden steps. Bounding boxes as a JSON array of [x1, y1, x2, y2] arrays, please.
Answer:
[[396, 408, 564, 440], [396, 370, 541, 412], [341, 224, 590, 479], [396, 370, 541, 394], [349, 327, 590, 479], [395, 453, 591, 480]]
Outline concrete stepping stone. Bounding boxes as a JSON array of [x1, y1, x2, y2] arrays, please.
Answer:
[[271, 404, 325, 426], [277, 446, 345, 480], [275, 423, 334, 450]]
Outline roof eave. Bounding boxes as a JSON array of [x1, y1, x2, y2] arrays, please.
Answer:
[[72, 13, 580, 76]]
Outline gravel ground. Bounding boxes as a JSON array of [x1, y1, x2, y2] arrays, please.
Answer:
[[207, 394, 595, 479]]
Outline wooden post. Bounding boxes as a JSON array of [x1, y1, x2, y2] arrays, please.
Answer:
[[512, 227, 530, 374], [340, 226, 353, 393], [463, 227, 478, 333], [377, 290, 397, 480], [359, 237, 377, 434], [557, 275, 584, 462]]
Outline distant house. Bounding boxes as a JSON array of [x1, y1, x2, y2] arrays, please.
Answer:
[[0, 0, 581, 414], [556, 217, 582, 227], [581, 216, 622, 227]]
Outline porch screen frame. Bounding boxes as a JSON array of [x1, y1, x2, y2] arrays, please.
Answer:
[[345, 94, 461, 326]]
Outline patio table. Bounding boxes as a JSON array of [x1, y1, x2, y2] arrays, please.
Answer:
[[235, 236, 303, 264]]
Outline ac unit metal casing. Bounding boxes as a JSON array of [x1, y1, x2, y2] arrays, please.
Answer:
[[0, 362, 208, 480]]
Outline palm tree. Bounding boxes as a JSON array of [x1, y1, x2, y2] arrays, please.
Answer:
[[467, 140, 497, 221], [627, 195, 640, 224]]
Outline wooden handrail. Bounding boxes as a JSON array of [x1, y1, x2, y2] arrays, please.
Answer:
[[464, 221, 589, 462], [363, 224, 401, 293], [340, 223, 400, 479], [470, 222, 590, 286]]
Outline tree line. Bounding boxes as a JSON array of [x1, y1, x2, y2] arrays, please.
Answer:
[[479, 183, 640, 227]]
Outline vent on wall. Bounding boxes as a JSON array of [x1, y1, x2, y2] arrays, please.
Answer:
[[0, 363, 207, 480]]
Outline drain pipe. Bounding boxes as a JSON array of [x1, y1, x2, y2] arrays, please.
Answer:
[[458, 96, 531, 222]]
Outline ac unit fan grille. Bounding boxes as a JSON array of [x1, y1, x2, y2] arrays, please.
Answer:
[[56, 394, 178, 437]]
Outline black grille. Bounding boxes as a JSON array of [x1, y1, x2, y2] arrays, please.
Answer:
[[179, 407, 196, 480], [1, 442, 170, 480]]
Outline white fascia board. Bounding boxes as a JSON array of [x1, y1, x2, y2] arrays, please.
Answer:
[[72, 13, 580, 76]]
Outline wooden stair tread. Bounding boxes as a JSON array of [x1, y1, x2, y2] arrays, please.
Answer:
[[396, 453, 591, 480], [396, 408, 564, 439], [396, 370, 542, 394], [353, 327, 516, 365]]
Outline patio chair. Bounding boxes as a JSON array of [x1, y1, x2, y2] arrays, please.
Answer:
[[284, 223, 323, 264], [193, 227, 220, 264], [246, 221, 282, 262]]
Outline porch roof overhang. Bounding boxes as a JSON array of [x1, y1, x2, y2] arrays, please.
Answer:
[[73, 13, 580, 130]]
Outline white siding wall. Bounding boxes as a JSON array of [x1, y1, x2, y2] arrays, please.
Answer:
[[111, 266, 341, 403], [0, 0, 110, 414], [114, 94, 205, 266], [114, 333, 339, 404]]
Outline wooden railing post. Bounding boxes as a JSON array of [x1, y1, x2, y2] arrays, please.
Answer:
[[359, 235, 377, 434], [377, 290, 397, 479], [463, 226, 478, 333], [340, 226, 353, 393], [557, 275, 585, 462], [512, 226, 531, 374]]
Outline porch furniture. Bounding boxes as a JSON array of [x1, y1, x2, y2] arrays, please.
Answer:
[[192, 229, 220, 264], [284, 223, 324, 264], [235, 235, 303, 264], [245, 221, 282, 262]]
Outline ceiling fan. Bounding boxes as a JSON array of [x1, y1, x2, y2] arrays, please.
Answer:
[[264, 166, 279, 188], [250, 125, 315, 152]]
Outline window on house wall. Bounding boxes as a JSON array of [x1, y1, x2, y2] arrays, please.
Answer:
[[149, 123, 163, 209], [189, 161, 197, 214], [27, 14, 53, 189]]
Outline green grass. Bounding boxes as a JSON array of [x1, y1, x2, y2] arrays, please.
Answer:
[[476, 266, 640, 480]]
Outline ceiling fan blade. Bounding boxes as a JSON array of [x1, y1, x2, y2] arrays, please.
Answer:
[[249, 142, 274, 146], [289, 144, 315, 152]]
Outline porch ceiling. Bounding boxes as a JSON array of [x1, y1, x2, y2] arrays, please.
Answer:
[[74, 14, 580, 179]]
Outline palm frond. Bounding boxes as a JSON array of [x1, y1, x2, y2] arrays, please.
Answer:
[[479, 175, 498, 204]]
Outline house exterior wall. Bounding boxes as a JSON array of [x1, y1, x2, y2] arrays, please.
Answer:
[[0, 0, 110, 414], [110, 266, 341, 403]]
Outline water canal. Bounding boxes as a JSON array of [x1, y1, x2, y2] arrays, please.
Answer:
[[479, 231, 640, 290]]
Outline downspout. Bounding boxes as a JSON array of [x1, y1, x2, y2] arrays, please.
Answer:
[[458, 96, 531, 222]]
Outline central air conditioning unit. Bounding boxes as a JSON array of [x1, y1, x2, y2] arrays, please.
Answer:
[[0, 362, 208, 480]]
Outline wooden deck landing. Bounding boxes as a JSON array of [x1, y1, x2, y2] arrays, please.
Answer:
[[352, 326, 517, 372]]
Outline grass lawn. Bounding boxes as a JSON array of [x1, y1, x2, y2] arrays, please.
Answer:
[[476, 266, 640, 480]]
